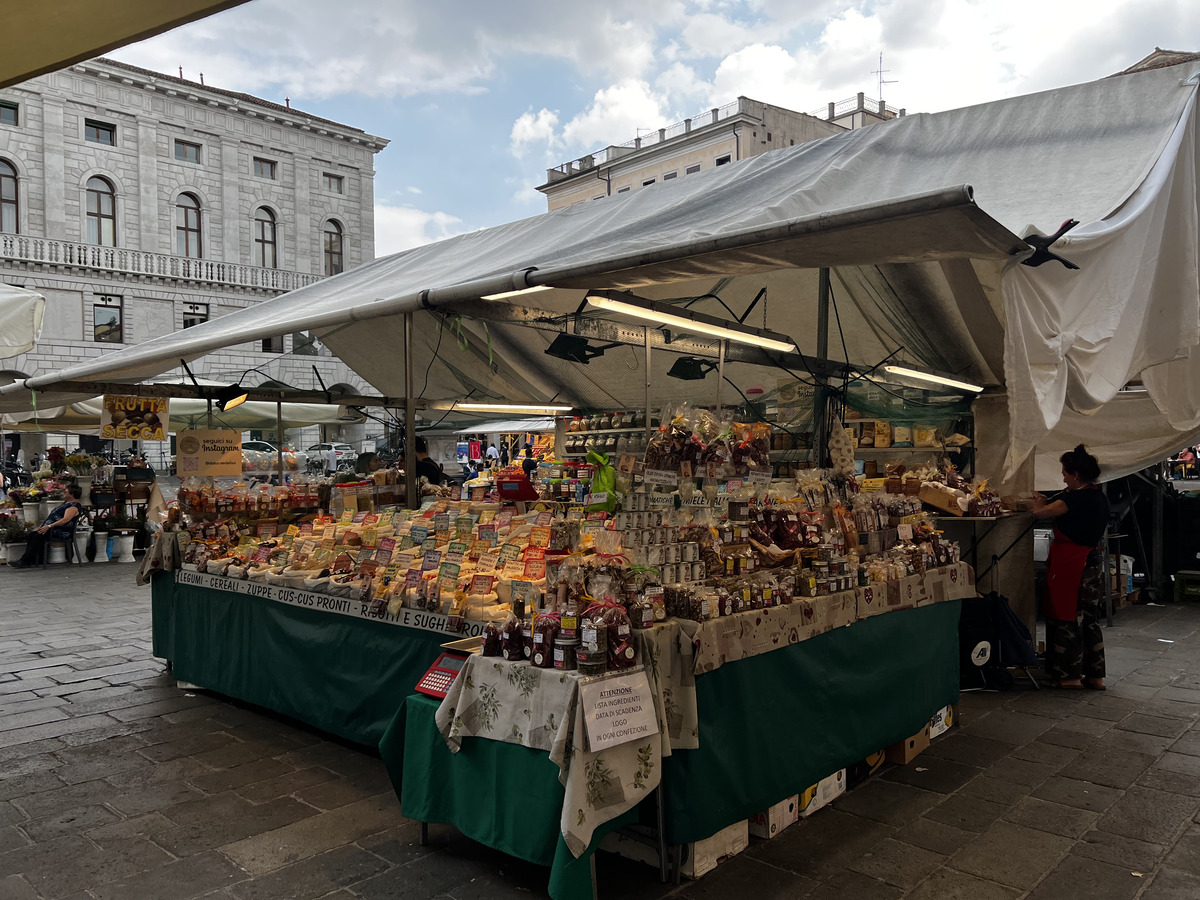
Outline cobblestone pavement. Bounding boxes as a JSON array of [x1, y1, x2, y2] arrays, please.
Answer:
[[4, 564, 1200, 899]]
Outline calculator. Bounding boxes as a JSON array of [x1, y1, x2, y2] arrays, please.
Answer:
[[415, 651, 469, 699]]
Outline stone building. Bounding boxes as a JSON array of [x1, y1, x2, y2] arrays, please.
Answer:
[[0, 57, 389, 460], [537, 94, 903, 211]]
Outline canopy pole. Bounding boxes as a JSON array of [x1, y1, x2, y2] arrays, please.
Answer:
[[814, 267, 831, 467], [206, 399, 212, 429], [276, 402, 284, 485], [644, 326, 652, 440], [404, 312, 417, 509], [716, 339, 726, 414]]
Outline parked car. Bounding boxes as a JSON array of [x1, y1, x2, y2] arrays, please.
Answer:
[[307, 443, 355, 467]]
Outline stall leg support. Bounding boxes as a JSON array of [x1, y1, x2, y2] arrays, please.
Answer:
[[418, 821, 428, 846]]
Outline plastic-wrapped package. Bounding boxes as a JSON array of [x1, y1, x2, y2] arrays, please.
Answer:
[[531, 613, 561, 668]]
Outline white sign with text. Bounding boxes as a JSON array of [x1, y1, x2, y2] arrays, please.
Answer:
[[579, 668, 660, 751]]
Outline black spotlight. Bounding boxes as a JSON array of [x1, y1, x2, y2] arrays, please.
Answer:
[[214, 383, 249, 411], [667, 357, 716, 380], [545, 333, 620, 365]]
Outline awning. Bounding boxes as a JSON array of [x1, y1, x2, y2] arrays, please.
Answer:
[[0, 285, 45, 359], [0, 0, 251, 89], [6, 63, 1200, 481]]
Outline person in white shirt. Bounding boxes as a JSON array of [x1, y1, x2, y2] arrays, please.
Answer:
[[485, 444, 500, 468], [324, 446, 338, 474]]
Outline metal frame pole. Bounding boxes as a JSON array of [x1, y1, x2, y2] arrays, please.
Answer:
[[716, 339, 725, 414], [644, 326, 652, 439], [276, 402, 285, 485], [404, 312, 418, 509], [813, 267, 831, 467]]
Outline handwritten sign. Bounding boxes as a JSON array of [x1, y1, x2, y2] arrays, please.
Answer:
[[579, 669, 660, 751], [644, 469, 679, 487]]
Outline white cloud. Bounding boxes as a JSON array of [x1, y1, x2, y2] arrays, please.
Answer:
[[561, 80, 668, 152], [510, 108, 560, 158], [373, 203, 464, 257]]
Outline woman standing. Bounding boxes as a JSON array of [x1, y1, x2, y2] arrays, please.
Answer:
[[1032, 445, 1108, 690]]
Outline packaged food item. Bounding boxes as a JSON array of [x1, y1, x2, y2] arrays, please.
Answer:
[[481, 621, 503, 657], [874, 421, 893, 449], [532, 613, 561, 668], [553, 636, 578, 670], [500, 613, 524, 661]]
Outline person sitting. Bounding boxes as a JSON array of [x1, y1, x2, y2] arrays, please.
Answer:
[[10, 484, 84, 568]]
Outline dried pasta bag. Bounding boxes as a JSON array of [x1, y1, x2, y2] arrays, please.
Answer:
[[531, 613, 561, 668], [603, 604, 636, 669], [914, 425, 939, 448], [892, 423, 914, 448], [874, 421, 893, 449], [481, 621, 503, 657]]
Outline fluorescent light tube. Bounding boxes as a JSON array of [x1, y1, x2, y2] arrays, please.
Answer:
[[881, 365, 983, 393], [585, 292, 796, 354], [480, 286, 553, 301], [456, 402, 575, 412]]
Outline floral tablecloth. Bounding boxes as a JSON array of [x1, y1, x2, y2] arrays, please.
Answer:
[[437, 654, 662, 858]]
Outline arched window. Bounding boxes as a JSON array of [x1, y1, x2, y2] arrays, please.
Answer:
[[0, 160, 17, 234], [86, 176, 116, 246], [175, 193, 202, 258], [323, 220, 343, 276], [254, 207, 277, 268]]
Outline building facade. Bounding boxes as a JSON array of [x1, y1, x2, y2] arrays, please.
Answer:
[[537, 94, 903, 212], [0, 58, 389, 459]]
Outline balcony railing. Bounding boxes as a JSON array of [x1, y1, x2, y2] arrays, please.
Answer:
[[0, 234, 323, 292], [547, 98, 748, 179]]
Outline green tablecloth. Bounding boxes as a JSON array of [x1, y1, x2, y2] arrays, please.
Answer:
[[662, 598, 961, 843], [151, 572, 448, 746], [382, 694, 637, 900], [381, 600, 962, 898]]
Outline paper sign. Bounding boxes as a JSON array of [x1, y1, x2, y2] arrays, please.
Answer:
[[510, 580, 535, 607], [529, 526, 551, 549], [469, 574, 494, 595], [579, 669, 660, 751], [175, 428, 240, 476], [897, 524, 914, 541], [434, 514, 451, 533], [502, 560, 526, 578], [618, 454, 637, 474], [644, 469, 679, 486], [679, 461, 692, 478], [405, 569, 422, 588], [523, 559, 546, 579], [477, 552, 499, 573], [748, 468, 772, 485], [421, 538, 437, 552], [536, 511, 553, 526], [585, 492, 609, 507], [422, 550, 442, 571], [411, 524, 429, 544], [101, 395, 169, 441], [444, 550, 465, 566], [496, 510, 513, 527], [256, 523, 277, 539], [498, 543, 522, 562], [340, 509, 356, 523]]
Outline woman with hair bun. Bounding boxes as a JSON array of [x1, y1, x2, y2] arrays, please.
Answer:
[[1032, 445, 1108, 690]]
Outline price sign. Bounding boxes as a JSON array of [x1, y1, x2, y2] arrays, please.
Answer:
[[536, 511, 553, 526], [897, 524, 914, 541], [469, 574, 495, 595], [748, 468, 772, 485], [644, 469, 679, 486], [421, 550, 442, 571], [529, 526, 551, 549], [477, 551, 499, 573], [502, 560, 526, 578]]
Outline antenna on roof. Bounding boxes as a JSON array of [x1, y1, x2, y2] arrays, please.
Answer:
[[870, 52, 898, 101], [178, 66, 183, 79]]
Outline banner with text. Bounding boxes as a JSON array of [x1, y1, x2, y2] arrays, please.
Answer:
[[177, 429, 242, 476], [101, 395, 170, 441]]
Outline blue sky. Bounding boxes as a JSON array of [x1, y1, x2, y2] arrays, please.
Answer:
[[109, 0, 1200, 257]]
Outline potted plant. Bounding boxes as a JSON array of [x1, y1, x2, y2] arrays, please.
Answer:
[[0, 516, 30, 564], [65, 452, 97, 504], [14, 487, 41, 525]]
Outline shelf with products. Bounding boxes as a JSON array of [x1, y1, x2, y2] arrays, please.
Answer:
[[566, 425, 651, 436]]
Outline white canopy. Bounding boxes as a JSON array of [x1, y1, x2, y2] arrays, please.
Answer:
[[6, 63, 1200, 482], [0, 285, 45, 359]]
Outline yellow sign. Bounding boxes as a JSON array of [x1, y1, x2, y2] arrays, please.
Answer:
[[100, 396, 170, 441], [176, 429, 242, 476]]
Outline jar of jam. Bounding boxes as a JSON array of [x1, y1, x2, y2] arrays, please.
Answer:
[[553, 636, 578, 670]]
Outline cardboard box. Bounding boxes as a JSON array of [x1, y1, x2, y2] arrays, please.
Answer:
[[749, 795, 799, 838], [799, 770, 846, 817], [929, 704, 956, 739], [885, 724, 931, 765], [846, 751, 885, 789], [600, 820, 748, 880]]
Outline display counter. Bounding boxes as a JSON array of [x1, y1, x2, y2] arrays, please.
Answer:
[[380, 567, 970, 900], [150, 570, 488, 745]]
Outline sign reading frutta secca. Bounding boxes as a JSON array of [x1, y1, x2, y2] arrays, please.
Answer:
[[100, 396, 170, 441]]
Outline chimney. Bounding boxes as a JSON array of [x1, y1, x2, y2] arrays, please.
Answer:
[[285, 97, 291, 109], [178, 66, 183, 79], [857, 92, 865, 111], [828, 101, 835, 120], [199, 73, 205, 85]]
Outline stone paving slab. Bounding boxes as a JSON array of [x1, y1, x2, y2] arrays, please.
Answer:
[[7, 565, 1200, 898]]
